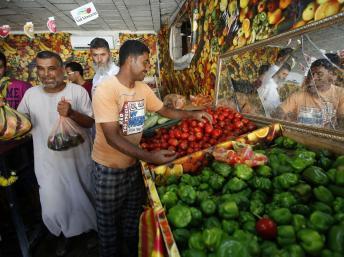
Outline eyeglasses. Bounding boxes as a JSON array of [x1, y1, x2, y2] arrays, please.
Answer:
[[66, 71, 75, 75]]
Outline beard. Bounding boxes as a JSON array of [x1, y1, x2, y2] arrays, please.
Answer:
[[93, 57, 112, 76]]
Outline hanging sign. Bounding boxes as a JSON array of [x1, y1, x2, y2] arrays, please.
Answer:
[[0, 25, 10, 38], [70, 2, 98, 26], [23, 22, 35, 39], [47, 17, 57, 33]]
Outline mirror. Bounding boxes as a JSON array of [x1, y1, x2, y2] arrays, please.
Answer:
[[216, 21, 344, 131], [170, 9, 199, 70]]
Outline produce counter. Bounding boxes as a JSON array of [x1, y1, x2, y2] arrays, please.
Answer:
[[140, 123, 344, 257]]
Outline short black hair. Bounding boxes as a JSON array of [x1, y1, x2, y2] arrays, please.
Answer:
[[277, 48, 293, 59], [36, 51, 63, 67], [89, 37, 110, 50], [325, 53, 341, 67], [0, 51, 6, 67], [310, 58, 334, 71], [280, 63, 291, 72], [119, 40, 150, 67], [258, 64, 270, 76], [65, 61, 84, 76]]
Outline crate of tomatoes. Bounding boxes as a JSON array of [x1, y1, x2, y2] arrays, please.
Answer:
[[140, 107, 257, 158]]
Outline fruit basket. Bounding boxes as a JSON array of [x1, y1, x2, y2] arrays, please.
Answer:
[[141, 123, 344, 257]]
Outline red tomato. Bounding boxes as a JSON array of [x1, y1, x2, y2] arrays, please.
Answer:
[[163, 134, 169, 140], [256, 218, 277, 240], [195, 132, 203, 140], [168, 138, 179, 147], [242, 118, 249, 124], [211, 129, 222, 138], [168, 146, 176, 152], [197, 121, 205, 128], [194, 127, 202, 133], [141, 142, 148, 149], [168, 130, 175, 138], [234, 120, 244, 129], [209, 138, 217, 145], [218, 114, 225, 121], [174, 129, 182, 139], [161, 142, 169, 149], [205, 124, 213, 133], [188, 134, 196, 142], [234, 112, 243, 119], [227, 113, 234, 120], [182, 127, 189, 133], [190, 120, 198, 127], [179, 140, 188, 150], [181, 132, 189, 139], [186, 148, 194, 154], [218, 121, 225, 128]]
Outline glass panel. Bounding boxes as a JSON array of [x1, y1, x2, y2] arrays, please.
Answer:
[[217, 23, 344, 131]]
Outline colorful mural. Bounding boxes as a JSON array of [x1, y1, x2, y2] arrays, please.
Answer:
[[0, 32, 158, 85], [158, 0, 344, 98]]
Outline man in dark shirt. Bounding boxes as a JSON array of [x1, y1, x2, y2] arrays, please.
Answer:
[[65, 61, 92, 98]]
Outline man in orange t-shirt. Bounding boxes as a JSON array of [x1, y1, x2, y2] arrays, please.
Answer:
[[272, 58, 344, 129], [92, 40, 212, 257]]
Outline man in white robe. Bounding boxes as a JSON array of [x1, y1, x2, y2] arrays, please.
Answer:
[[17, 51, 97, 256]]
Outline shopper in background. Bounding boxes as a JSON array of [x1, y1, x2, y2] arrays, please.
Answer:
[[89, 37, 119, 96], [17, 51, 97, 256], [272, 58, 344, 129], [92, 40, 212, 257], [65, 61, 92, 98], [0, 51, 31, 109]]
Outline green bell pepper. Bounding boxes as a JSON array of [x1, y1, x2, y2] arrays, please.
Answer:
[[310, 211, 334, 231], [201, 199, 217, 216], [292, 214, 307, 231], [232, 230, 260, 256], [310, 201, 333, 214], [215, 238, 250, 257], [218, 201, 239, 219], [222, 219, 239, 235], [202, 227, 223, 251], [332, 155, 344, 169], [290, 183, 312, 202], [200, 167, 213, 182], [328, 184, 344, 197], [249, 200, 264, 216], [242, 221, 256, 234], [290, 204, 311, 216], [303, 166, 329, 185], [287, 244, 305, 257], [157, 186, 166, 197], [261, 241, 279, 256], [335, 169, 344, 186], [327, 224, 344, 254], [270, 208, 292, 225], [251, 190, 268, 203], [250, 177, 272, 191], [327, 168, 336, 183], [275, 173, 299, 189], [239, 211, 255, 224], [188, 231, 205, 251], [183, 249, 207, 257], [180, 174, 197, 186], [334, 197, 344, 213], [204, 216, 222, 229], [318, 156, 332, 170], [282, 137, 297, 149], [212, 161, 232, 177], [161, 191, 178, 209], [335, 213, 344, 223], [289, 150, 316, 173], [321, 249, 343, 257], [198, 183, 209, 191], [166, 184, 178, 193], [222, 177, 247, 193], [277, 225, 296, 246], [234, 164, 253, 181], [167, 204, 192, 228], [190, 207, 203, 226], [273, 192, 297, 208], [173, 228, 190, 246], [196, 190, 210, 203], [166, 175, 179, 185], [178, 185, 196, 205], [297, 228, 324, 255], [313, 186, 334, 204], [209, 174, 225, 191], [257, 165, 272, 177]]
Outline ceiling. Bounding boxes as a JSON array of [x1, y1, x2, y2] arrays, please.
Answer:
[[0, 0, 186, 33]]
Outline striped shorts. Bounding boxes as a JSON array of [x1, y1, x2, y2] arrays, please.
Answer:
[[93, 162, 146, 257]]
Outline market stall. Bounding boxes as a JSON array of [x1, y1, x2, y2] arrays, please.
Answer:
[[140, 10, 344, 257]]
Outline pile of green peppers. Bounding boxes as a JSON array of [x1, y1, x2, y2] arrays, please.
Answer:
[[157, 136, 344, 257]]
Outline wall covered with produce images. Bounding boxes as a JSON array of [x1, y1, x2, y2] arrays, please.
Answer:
[[158, 0, 343, 98], [0, 33, 158, 86]]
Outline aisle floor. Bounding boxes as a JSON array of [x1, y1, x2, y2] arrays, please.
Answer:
[[32, 233, 99, 257]]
